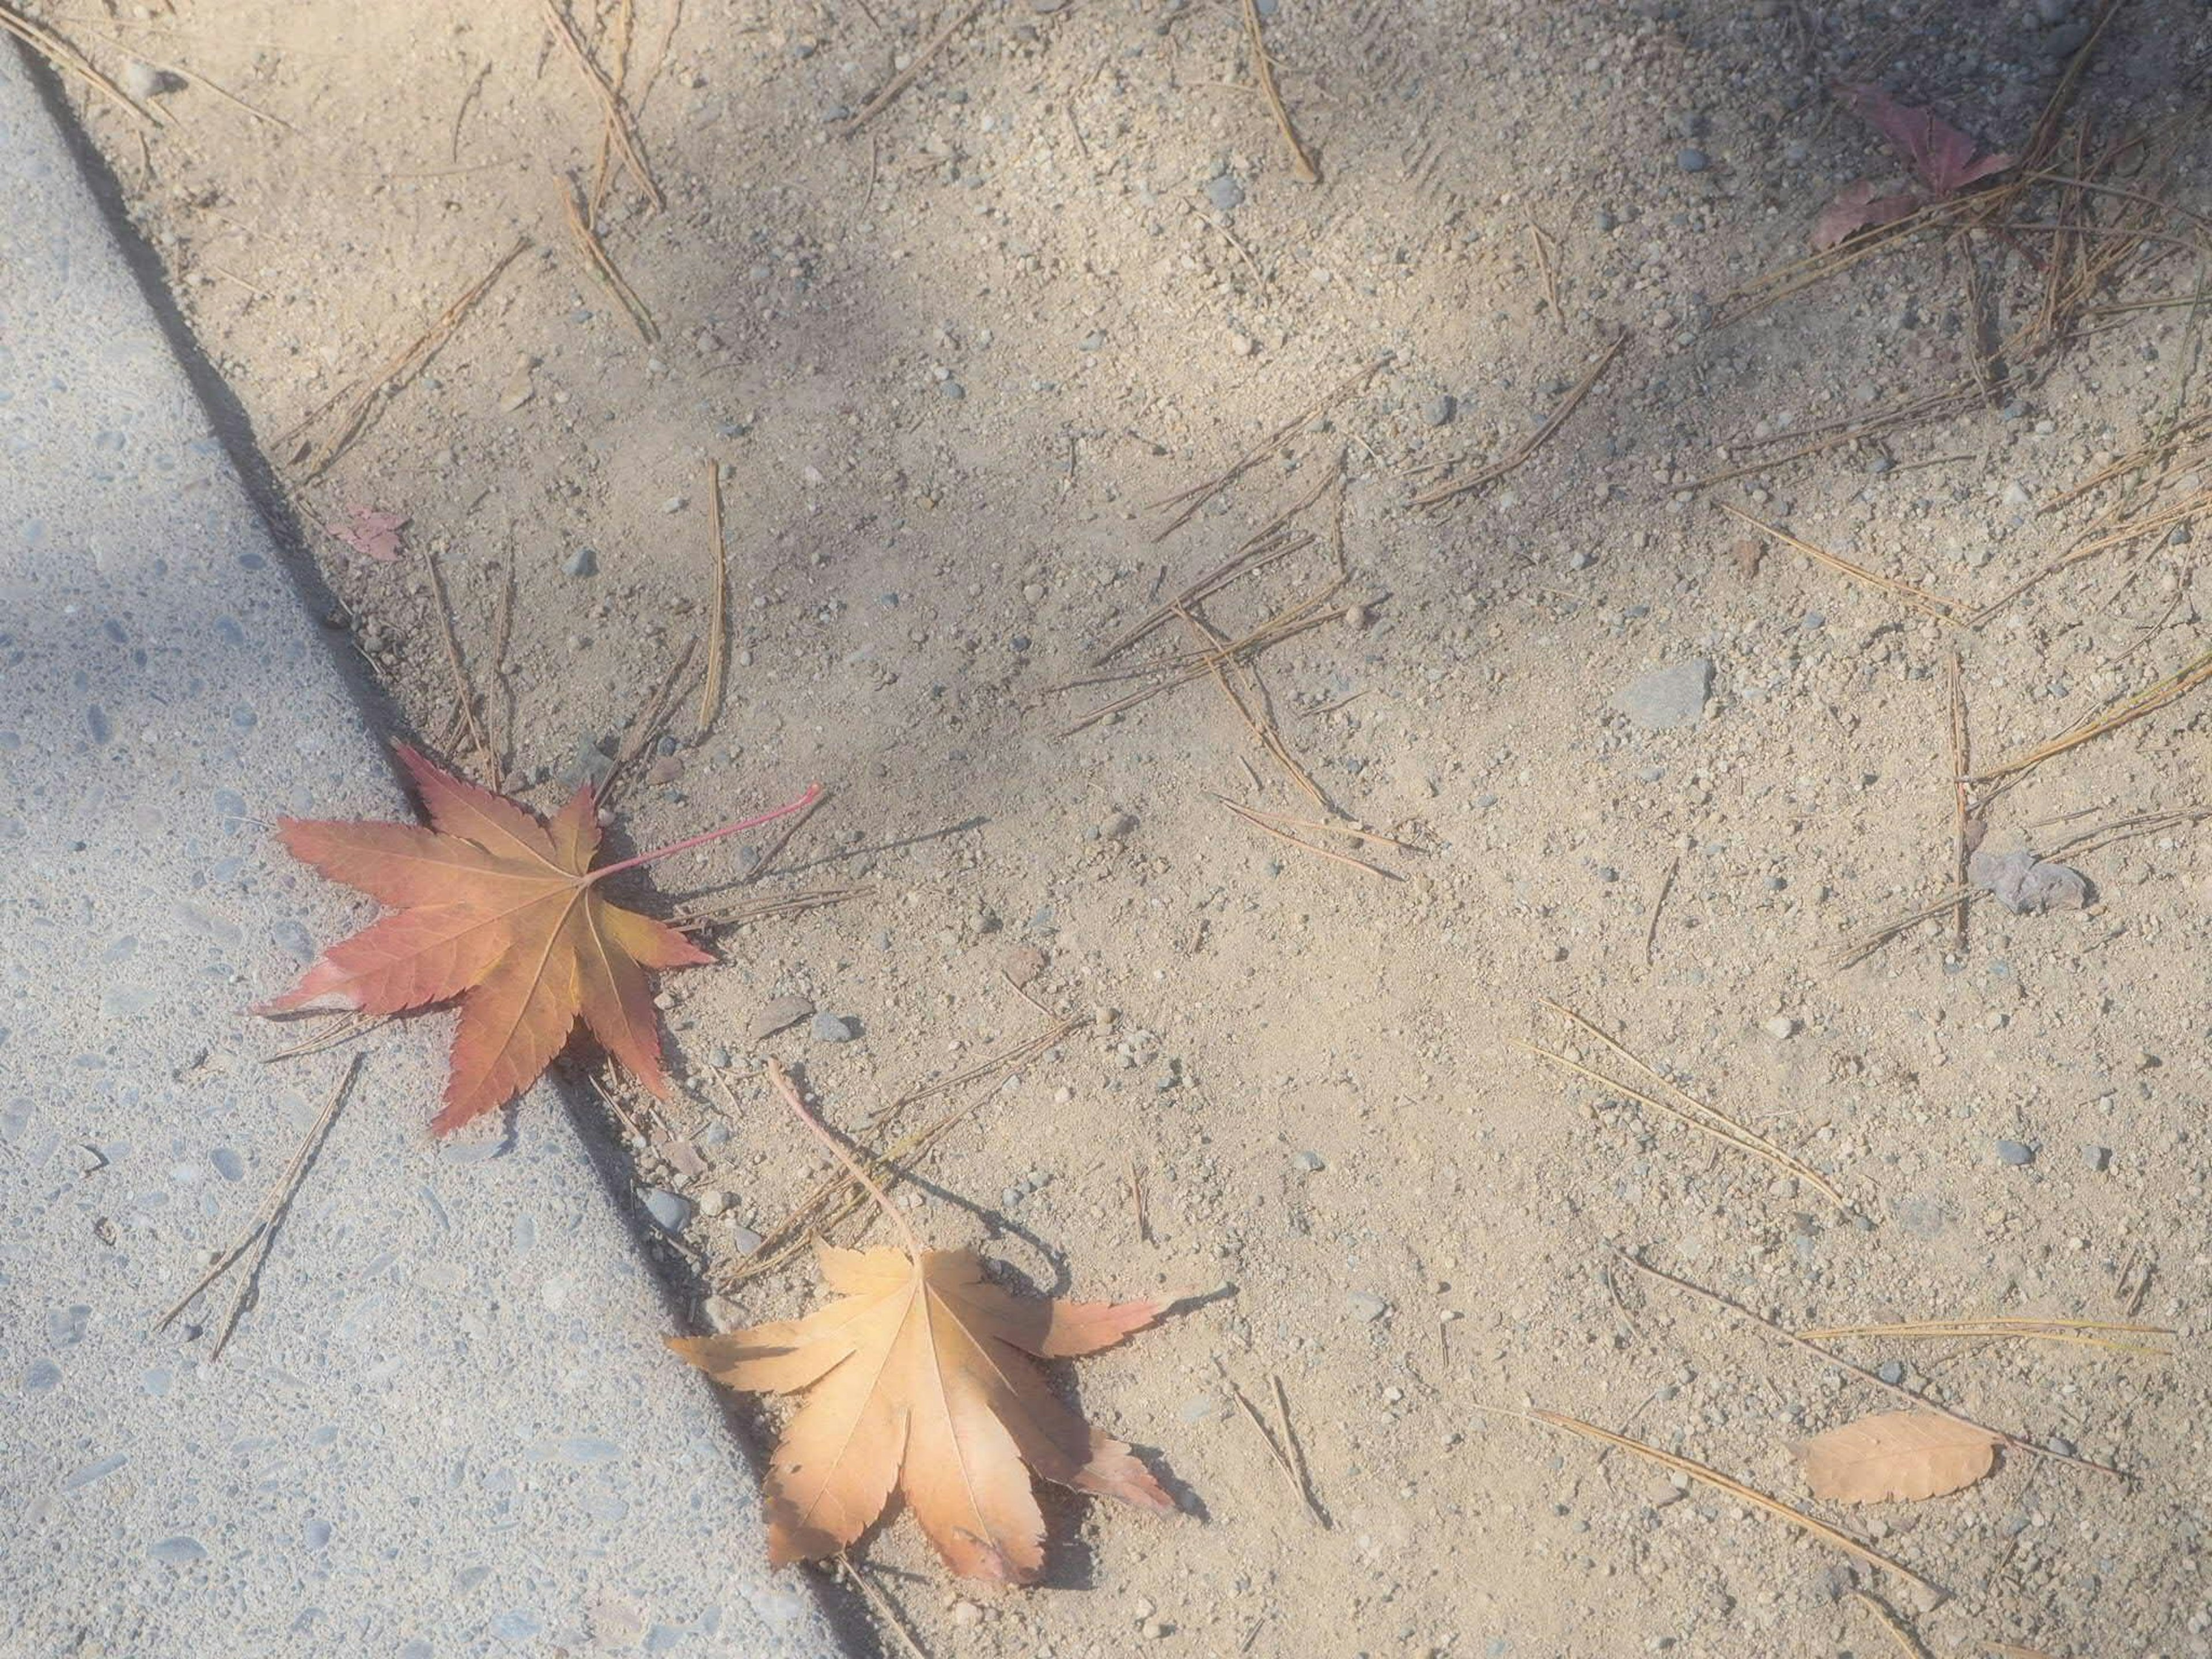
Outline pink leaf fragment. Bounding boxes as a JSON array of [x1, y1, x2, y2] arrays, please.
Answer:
[[1810, 180, 1924, 252], [1839, 84, 2014, 198], [328, 506, 409, 563]]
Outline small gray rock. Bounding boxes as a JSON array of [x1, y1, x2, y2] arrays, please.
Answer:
[[563, 547, 597, 578], [1203, 174, 1246, 213], [728, 1225, 764, 1255], [1876, 1360, 1905, 1385], [2041, 17, 2093, 55], [149, 1536, 207, 1566], [1291, 1150, 1324, 1172], [642, 1189, 691, 1231], [1421, 394, 1456, 427], [747, 994, 815, 1041], [1677, 147, 1709, 173], [1968, 847, 2089, 914], [810, 1012, 856, 1044], [1345, 1291, 1388, 1323], [1612, 658, 1713, 730], [2081, 1143, 2111, 1172], [1995, 1139, 2035, 1167], [1099, 810, 1138, 840], [939, 380, 965, 400], [119, 60, 169, 102]]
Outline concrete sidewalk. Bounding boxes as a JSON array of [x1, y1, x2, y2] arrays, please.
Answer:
[[0, 48, 840, 1659]]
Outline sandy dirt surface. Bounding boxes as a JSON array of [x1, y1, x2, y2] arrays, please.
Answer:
[[38, 0, 2212, 1653]]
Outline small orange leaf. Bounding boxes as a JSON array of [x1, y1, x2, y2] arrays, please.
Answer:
[[670, 1244, 1173, 1582], [1793, 1410, 1999, 1503], [257, 744, 816, 1132]]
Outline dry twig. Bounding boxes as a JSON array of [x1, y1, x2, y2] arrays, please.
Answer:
[[699, 460, 730, 734], [0, 1, 158, 124], [155, 1055, 362, 1359], [540, 0, 662, 210], [844, 0, 984, 131], [1240, 0, 1317, 183], [562, 176, 657, 343], [1413, 331, 1624, 509]]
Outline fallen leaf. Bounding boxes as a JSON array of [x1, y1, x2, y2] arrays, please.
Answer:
[[257, 744, 817, 1132], [670, 1243, 1174, 1581], [1794, 1410, 1999, 1503], [1840, 84, 2013, 198], [1810, 179, 1923, 252], [328, 505, 409, 563]]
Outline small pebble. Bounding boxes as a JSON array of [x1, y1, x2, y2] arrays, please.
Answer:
[[1876, 1359, 1905, 1385], [1764, 1015, 1797, 1041], [2081, 1143, 2111, 1172], [1098, 810, 1138, 840], [1291, 1150, 1324, 1172], [1421, 394, 1457, 427], [642, 1189, 691, 1231], [698, 1190, 729, 1218], [1203, 173, 1245, 213], [1677, 147, 1709, 173], [939, 380, 965, 400], [119, 60, 166, 102], [1345, 1291, 1388, 1323], [728, 1225, 764, 1255], [748, 994, 815, 1041], [563, 547, 597, 578], [1995, 1139, 2035, 1167], [810, 1012, 856, 1044]]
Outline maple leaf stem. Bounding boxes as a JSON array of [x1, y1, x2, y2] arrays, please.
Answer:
[[766, 1056, 923, 1259], [587, 782, 823, 882]]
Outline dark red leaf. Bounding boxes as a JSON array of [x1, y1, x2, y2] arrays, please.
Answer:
[[1840, 84, 2013, 198], [1810, 180, 1923, 252]]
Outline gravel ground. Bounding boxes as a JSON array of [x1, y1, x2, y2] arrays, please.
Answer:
[[38, 0, 2212, 1653]]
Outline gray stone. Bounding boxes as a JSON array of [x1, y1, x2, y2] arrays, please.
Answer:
[[1346, 1291, 1389, 1323], [939, 379, 965, 399], [748, 994, 815, 1041], [1677, 147, 1709, 173], [1203, 173, 1245, 213], [1099, 810, 1139, 839], [0, 59, 832, 1657], [1612, 659, 1713, 730], [642, 1188, 692, 1230], [563, 546, 598, 578], [1996, 1139, 2036, 1166], [1421, 395, 1456, 427], [2081, 1143, 2111, 1172], [1292, 1150, 1324, 1172], [1969, 847, 2089, 914], [1876, 1360, 1904, 1385], [810, 1011, 856, 1043]]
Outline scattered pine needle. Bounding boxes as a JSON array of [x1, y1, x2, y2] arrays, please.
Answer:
[[1215, 793, 1397, 881], [259, 1010, 390, 1063], [562, 176, 657, 343], [1718, 503, 1969, 627], [1945, 650, 1971, 950], [1478, 1403, 1936, 1595], [1619, 1251, 2131, 1484], [1240, 0, 1317, 184], [423, 546, 494, 785], [1412, 331, 1624, 509], [301, 237, 528, 478], [1854, 1590, 1933, 1659], [1206, 791, 1423, 851], [0, 1, 159, 126], [1967, 642, 2212, 786], [844, 0, 984, 131], [1518, 1000, 1849, 1210], [1151, 357, 1388, 541], [836, 1553, 932, 1659], [1800, 1315, 2173, 1358], [540, 0, 662, 210], [155, 1054, 362, 1359], [699, 460, 730, 734]]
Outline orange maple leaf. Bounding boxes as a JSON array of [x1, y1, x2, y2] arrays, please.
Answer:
[[669, 1062, 1176, 1582], [259, 744, 817, 1132]]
